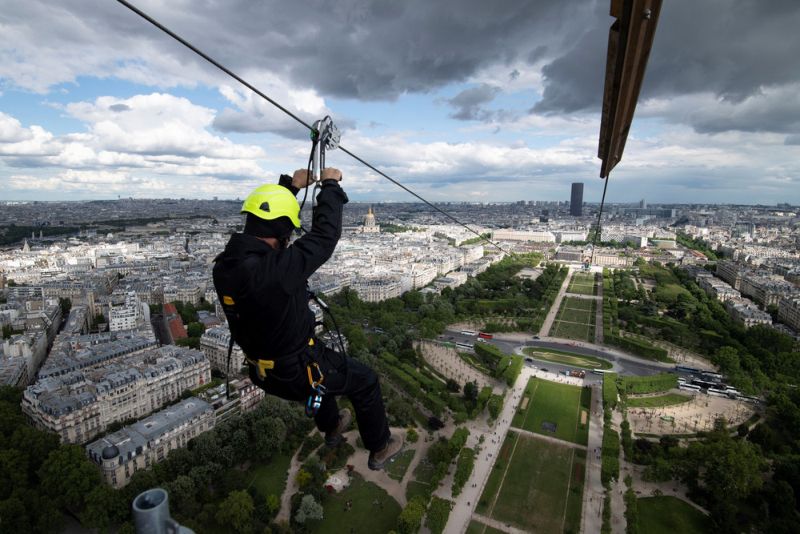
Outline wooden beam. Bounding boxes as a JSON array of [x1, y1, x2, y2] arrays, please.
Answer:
[[598, 0, 662, 178]]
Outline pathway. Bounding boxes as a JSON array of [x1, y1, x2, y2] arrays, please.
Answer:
[[512, 426, 588, 451], [276, 429, 318, 523], [564, 293, 602, 301], [609, 411, 627, 534], [443, 367, 535, 534], [625, 462, 710, 515], [539, 268, 573, 337], [471, 513, 528, 534], [344, 428, 409, 507], [581, 384, 605, 534]]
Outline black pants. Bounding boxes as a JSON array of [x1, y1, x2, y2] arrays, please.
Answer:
[[249, 344, 391, 452]]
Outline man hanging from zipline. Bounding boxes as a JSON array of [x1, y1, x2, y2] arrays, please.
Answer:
[[213, 168, 403, 470]]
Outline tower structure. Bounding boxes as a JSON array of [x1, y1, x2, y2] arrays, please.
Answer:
[[570, 183, 584, 216]]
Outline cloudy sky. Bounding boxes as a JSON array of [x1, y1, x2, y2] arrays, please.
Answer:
[[1, 0, 798, 204]]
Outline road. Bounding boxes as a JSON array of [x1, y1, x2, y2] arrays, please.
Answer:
[[440, 329, 674, 378]]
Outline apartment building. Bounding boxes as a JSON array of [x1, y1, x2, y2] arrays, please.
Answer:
[[86, 398, 215, 488], [22, 346, 211, 444]]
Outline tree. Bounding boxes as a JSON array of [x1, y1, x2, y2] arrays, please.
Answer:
[[254, 417, 287, 459], [58, 297, 72, 316], [216, 490, 254, 534], [38, 445, 102, 512], [294, 494, 323, 524], [0, 496, 31, 533], [397, 496, 426, 534], [80, 485, 127, 532], [463, 381, 478, 402], [296, 469, 312, 488], [445, 379, 460, 393], [187, 322, 205, 338], [190, 432, 221, 465], [426, 497, 452, 534], [2, 325, 14, 339], [265, 494, 280, 518], [176, 337, 200, 349], [166, 474, 199, 517], [0, 449, 27, 500]]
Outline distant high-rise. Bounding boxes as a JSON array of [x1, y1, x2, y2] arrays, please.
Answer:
[[570, 183, 584, 216]]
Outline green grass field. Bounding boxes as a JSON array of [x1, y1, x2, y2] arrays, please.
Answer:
[[477, 432, 582, 532], [637, 496, 711, 534], [561, 296, 595, 313], [552, 320, 593, 341], [551, 297, 596, 342], [564, 448, 587, 534], [309, 473, 401, 534], [512, 378, 590, 445], [386, 448, 415, 481], [247, 453, 292, 498], [523, 347, 613, 370], [627, 393, 692, 408], [568, 273, 596, 296]]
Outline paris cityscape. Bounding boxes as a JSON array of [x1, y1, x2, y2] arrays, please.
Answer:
[[2, 1, 800, 533]]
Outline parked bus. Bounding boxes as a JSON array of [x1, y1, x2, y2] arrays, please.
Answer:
[[591, 369, 613, 375], [460, 330, 477, 336], [478, 332, 493, 340], [456, 342, 474, 351]]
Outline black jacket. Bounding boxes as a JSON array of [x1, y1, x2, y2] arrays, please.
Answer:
[[212, 178, 348, 361]]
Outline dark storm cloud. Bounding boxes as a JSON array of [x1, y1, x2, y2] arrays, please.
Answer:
[[534, 0, 800, 134], [446, 84, 500, 120], [689, 87, 800, 134], [7, 0, 799, 138], [32, 0, 587, 100]]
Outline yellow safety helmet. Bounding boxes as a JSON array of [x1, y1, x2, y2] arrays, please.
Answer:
[[240, 184, 300, 228]]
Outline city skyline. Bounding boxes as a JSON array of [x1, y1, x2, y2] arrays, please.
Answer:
[[0, 1, 798, 205]]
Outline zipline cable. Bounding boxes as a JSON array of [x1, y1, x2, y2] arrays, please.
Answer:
[[115, 0, 510, 254], [590, 174, 610, 264]]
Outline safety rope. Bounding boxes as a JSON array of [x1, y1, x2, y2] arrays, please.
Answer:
[[590, 174, 611, 264], [115, 0, 510, 255]]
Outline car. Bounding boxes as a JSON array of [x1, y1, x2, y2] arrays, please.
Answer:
[[476, 338, 487, 343], [541, 368, 549, 372], [525, 357, 534, 363], [532, 335, 540, 340]]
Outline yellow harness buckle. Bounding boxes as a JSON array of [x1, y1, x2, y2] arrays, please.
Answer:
[[247, 358, 275, 380]]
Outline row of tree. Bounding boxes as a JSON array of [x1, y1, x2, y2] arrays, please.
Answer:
[[605, 263, 800, 532]]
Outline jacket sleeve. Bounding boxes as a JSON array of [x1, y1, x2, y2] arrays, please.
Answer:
[[278, 174, 300, 196], [278, 180, 348, 292]]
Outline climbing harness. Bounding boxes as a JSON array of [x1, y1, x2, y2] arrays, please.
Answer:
[[304, 338, 327, 417]]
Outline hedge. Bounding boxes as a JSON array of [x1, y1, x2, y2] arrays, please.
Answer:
[[619, 373, 677, 395], [602, 373, 619, 409], [601, 427, 620, 488], [502, 355, 524, 386], [487, 394, 504, 420], [452, 447, 475, 497], [605, 334, 670, 362], [474, 342, 505, 362]]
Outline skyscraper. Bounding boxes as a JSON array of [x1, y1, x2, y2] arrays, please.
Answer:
[[570, 183, 584, 216]]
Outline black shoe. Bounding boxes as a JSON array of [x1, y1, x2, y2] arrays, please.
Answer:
[[368, 434, 404, 471], [325, 409, 352, 447]]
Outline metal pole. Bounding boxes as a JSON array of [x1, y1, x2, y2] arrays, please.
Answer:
[[132, 488, 195, 534]]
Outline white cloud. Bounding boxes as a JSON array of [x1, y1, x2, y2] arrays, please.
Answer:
[[0, 94, 268, 182]]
